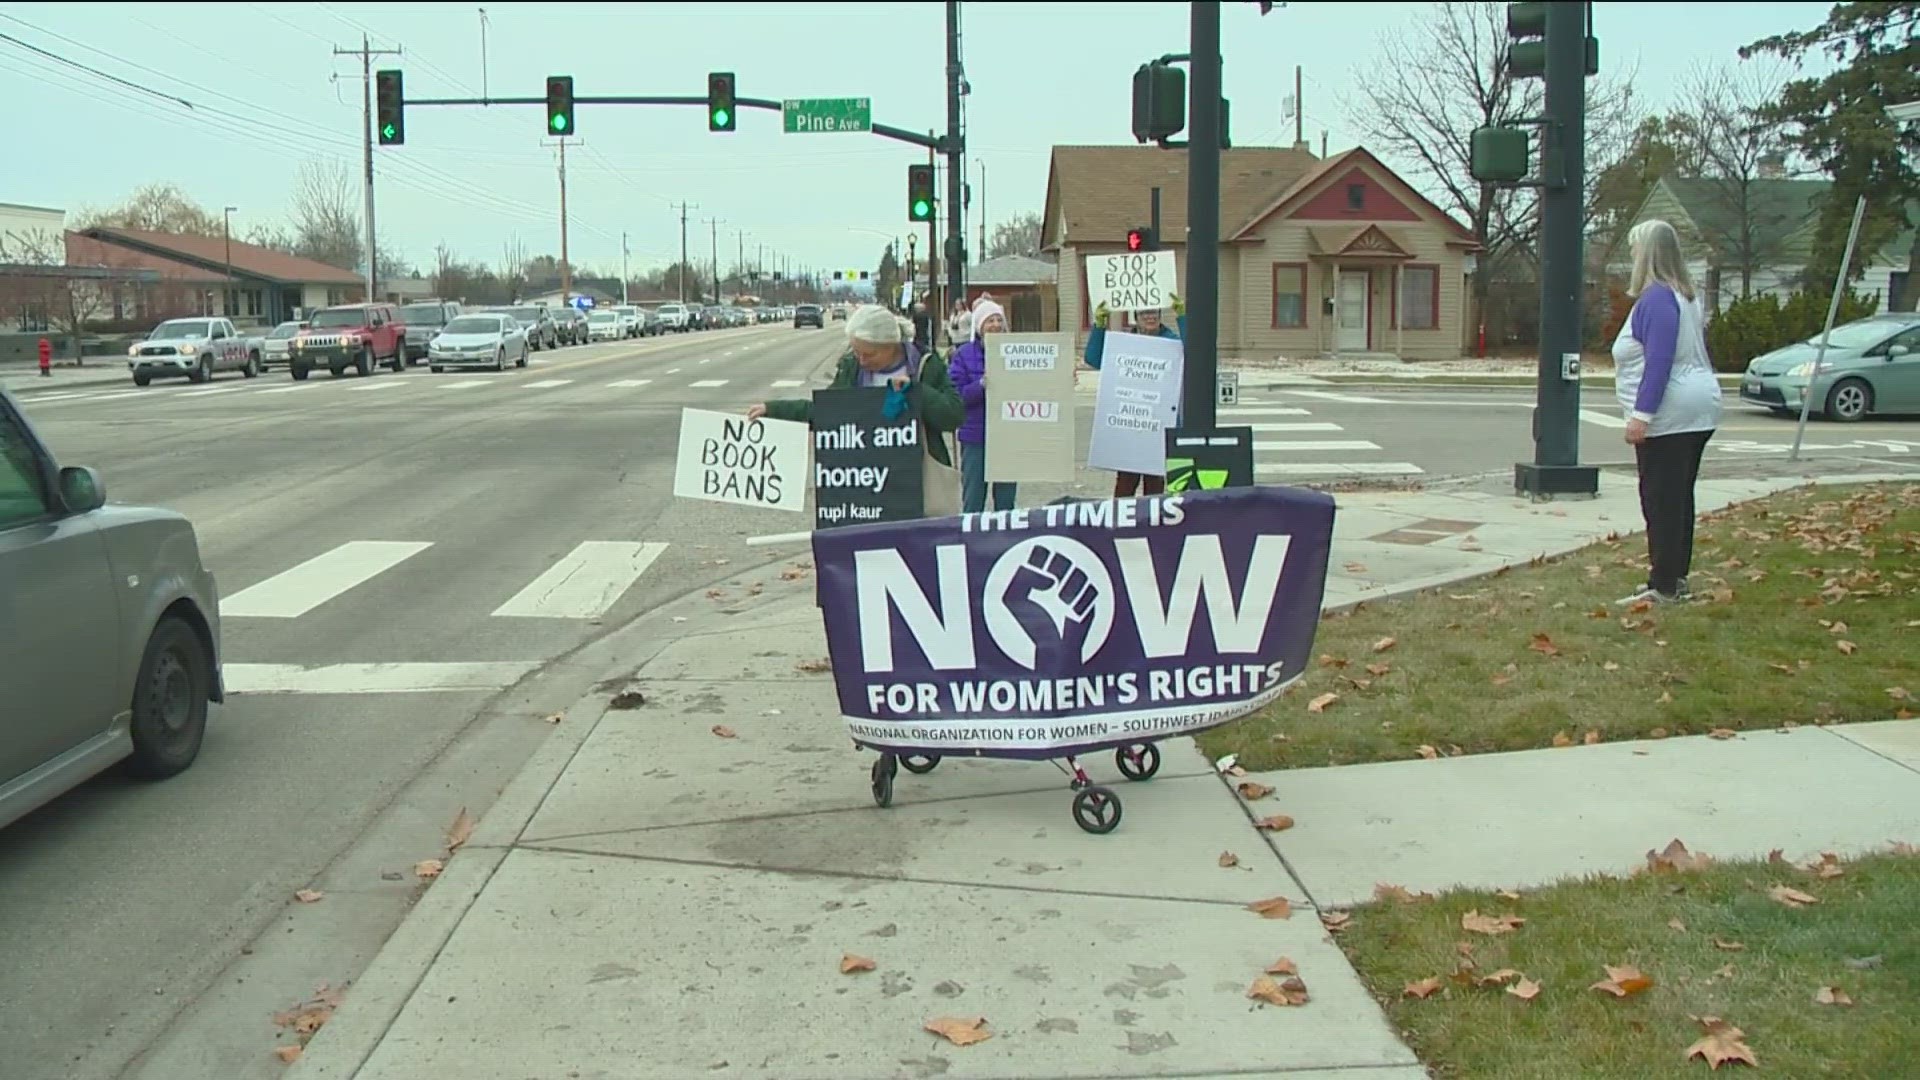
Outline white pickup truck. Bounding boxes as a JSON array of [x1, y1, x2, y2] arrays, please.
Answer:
[[653, 302, 694, 333], [127, 317, 263, 386]]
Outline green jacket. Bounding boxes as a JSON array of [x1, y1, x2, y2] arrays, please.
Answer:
[[762, 349, 964, 467]]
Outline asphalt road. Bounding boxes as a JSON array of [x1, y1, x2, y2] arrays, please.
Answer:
[[1223, 381, 1919, 482], [0, 322, 846, 1080]]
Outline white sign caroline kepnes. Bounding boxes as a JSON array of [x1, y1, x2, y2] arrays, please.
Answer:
[[673, 407, 810, 512], [984, 332, 1077, 483]]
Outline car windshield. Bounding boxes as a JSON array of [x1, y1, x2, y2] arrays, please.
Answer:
[[400, 304, 449, 324], [797, 305, 820, 313], [309, 308, 368, 328], [151, 320, 211, 339], [658, 305, 684, 314], [443, 316, 502, 335], [267, 323, 302, 339], [589, 313, 618, 323], [1809, 319, 1915, 350], [504, 308, 544, 322]]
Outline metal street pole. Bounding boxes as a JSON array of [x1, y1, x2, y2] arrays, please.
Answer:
[[977, 160, 987, 259], [943, 0, 966, 313], [222, 205, 236, 316], [708, 217, 723, 305], [334, 34, 401, 302], [1790, 195, 1868, 461], [674, 201, 697, 305], [1514, 0, 1598, 499], [620, 231, 630, 305], [1181, 1, 1222, 431]]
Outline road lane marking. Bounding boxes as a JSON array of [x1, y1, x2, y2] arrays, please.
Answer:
[[608, 379, 653, 387], [73, 389, 152, 402], [664, 367, 682, 374], [1283, 390, 1395, 404], [699, 358, 711, 364], [14, 390, 97, 402], [490, 540, 669, 619], [524, 379, 574, 388], [1220, 407, 1312, 417], [688, 379, 729, 388], [177, 385, 251, 397], [256, 384, 313, 394], [1247, 422, 1344, 432], [220, 540, 432, 618], [1255, 440, 1381, 451], [225, 661, 540, 695], [769, 379, 806, 387], [1255, 461, 1426, 476], [436, 379, 489, 389], [1581, 409, 1627, 428], [350, 380, 407, 392]]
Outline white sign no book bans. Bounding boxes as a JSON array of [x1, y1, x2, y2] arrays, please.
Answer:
[[673, 407, 810, 512], [1086, 250, 1178, 313]]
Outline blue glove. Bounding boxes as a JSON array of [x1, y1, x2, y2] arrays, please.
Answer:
[[882, 378, 913, 420]]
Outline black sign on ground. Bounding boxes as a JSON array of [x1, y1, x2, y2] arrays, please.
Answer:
[[1164, 426, 1255, 492], [811, 388, 926, 529]]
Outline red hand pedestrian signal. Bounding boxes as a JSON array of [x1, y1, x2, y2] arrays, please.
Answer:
[[1126, 227, 1156, 252]]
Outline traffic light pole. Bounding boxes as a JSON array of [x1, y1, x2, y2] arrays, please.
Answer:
[[336, 35, 401, 302], [405, 93, 943, 151], [1181, 2, 1222, 432], [944, 0, 967, 315], [1515, 0, 1600, 499]]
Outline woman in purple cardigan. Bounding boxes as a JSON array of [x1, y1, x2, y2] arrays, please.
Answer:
[[945, 299, 1015, 513]]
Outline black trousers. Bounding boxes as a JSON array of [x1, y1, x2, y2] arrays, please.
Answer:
[[1634, 429, 1713, 594]]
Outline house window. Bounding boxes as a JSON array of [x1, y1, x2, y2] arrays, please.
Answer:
[[1399, 265, 1439, 330], [1272, 263, 1307, 329], [1346, 183, 1366, 210]]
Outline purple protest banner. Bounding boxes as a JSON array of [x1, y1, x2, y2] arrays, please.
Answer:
[[809, 486, 1336, 760]]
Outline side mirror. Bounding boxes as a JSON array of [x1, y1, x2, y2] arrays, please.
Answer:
[[1887, 344, 1910, 359], [58, 465, 106, 513]]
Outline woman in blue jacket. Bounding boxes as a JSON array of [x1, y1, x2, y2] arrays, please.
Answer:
[[1083, 294, 1186, 497]]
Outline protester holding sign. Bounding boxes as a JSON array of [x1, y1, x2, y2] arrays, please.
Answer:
[[748, 304, 966, 517], [1084, 294, 1187, 498], [947, 299, 1019, 514]]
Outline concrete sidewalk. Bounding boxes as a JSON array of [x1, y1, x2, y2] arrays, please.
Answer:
[[285, 463, 1919, 1079], [1, 359, 129, 394]]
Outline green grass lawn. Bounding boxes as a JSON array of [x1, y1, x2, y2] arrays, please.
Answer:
[[1335, 846, 1920, 1077], [1200, 483, 1919, 771]]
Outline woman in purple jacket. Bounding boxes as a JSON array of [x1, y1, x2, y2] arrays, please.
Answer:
[[947, 299, 1016, 513]]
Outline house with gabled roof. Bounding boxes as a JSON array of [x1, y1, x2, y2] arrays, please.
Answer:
[[72, 226, 365, 325], [1040, 144, 1481, 359]]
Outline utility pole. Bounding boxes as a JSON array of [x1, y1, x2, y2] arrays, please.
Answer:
[[222, 205, 236, 316], [707, 217, 723, 305], [1182, 1, 1222, 432], [620, 232, 631, 305], [539, 137, 578, 306], [926, 138, 940, 308], [673, 201, 698, 305], [335, 34, 402, 302], [736, 229, 745, 287], [943, 0, 967, 312], [976, 160, 987, 260]]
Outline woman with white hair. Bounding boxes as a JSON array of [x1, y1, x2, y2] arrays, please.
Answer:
[[1612, 218, 1722, 605], [748, 304, 965, 514]]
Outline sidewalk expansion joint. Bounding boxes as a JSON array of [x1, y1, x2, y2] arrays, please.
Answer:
[[519, 843, 1299, 911], [1210, 768, 1327, 914]]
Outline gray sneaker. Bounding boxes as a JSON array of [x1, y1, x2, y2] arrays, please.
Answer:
[[1615, 585, 1680, 606]]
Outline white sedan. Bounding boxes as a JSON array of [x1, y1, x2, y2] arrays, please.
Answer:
[[427, 313, 530, 372], [586, 311, 625, 342]]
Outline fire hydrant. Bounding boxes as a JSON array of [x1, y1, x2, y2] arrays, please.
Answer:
[[37, 337, 52, 377]]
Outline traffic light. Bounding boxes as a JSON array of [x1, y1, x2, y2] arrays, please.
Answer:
[[1125, 226, 1157, 252], [1131, 61, 1186, 144], [907, 164, 934, 222], [1504, 2, 1597, 80], [707, 72, 736, 132], [375, 69, 404, 146], [546, 75, 575, 136]]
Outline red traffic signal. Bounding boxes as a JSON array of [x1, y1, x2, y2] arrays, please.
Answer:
[[1126, 226, 1156, 252]]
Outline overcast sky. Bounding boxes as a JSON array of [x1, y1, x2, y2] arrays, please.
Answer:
[[1, 1, 1835, 280]]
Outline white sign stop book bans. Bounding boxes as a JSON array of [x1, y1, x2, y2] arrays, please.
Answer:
[[1086, 251, 1178, 314]]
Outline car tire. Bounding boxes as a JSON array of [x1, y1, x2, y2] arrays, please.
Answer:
[[493, 348, 505, 372], [431, 365, 445, 373], [357, 348, 374, 377], [389, 350, 406, 373], [132, 372, 151, 387], [190, 356, 212, 384], [123, 616, 210, 780], [516, 346, 529, 368], [243, 352, 261, 378], [291, 363, 310, 381], [1824, 378, 1871, 423]]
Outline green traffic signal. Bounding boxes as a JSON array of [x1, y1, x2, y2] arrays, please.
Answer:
[[711, 108, 730, 128], [381, 123, 397, 140], [551, 113, 566, 132], [911, 199, 930, 219]]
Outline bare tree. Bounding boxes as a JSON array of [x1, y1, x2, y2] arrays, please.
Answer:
[[986, 211, 1044, 260], [3, 229, 113, 361], [289, 158, 364, 271], [1665, 61, 1799, 298], [1344, 1, 1642, 273], [498, 236, 530, 292], [71, 183, 224, 236]]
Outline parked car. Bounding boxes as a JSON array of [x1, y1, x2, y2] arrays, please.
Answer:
[[428, 312, 529, 372], [586, 311, 625, 342], [489, 306, 559, 351], [654, 303, 693, 333], [127, 317, 263, 386], [0, 387, 223, 830], [548, 306, 589, 346], [260, 320, 308, 369], [1739, 312, 1920, 422], [399, 300, 462, 363], [610, 305, 644, 338], [287, 303, 407, 379], [793, 303, 824, 329]]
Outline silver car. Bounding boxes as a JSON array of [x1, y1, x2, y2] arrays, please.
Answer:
[[0, 388, 224, 830], [261, 319, 308, 369], [427, 312, 530, 372], [1739, 313, 1920, 422]]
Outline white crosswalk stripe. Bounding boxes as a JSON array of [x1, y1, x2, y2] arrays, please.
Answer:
[[608, 379, 652, 388], [221, 541, 432, 618], [1257, 461, 1426, 477], [769, 379, 806, 387], [489, 541, 669, 618], [524, 379, 574, 388], [1216, 399, 1425, 478], [688, 379, 728, 388], [178, 385, 251, 397]]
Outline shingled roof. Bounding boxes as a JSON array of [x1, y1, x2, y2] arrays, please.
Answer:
[[1040, 145, 1320, 251], [81, 227, 363, 285]]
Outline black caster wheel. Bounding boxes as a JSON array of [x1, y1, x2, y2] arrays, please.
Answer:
[[901, 754, 942, 774], [870, 754, 899, 808], [1115, 743, 1161, 782], [1071, 786, 1123, 834]]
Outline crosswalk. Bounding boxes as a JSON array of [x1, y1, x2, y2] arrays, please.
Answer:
[[12, 370, 816, 411], [1220, 398, 1425, 480]]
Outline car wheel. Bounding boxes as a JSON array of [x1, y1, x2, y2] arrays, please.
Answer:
[[430, 365, 444, 373], [190, 356, 212, 384], [291, 363, 310, 381], [516, 345, 529, 368], [1825, 378, 1872, 422], [124, 616, 210, 780], [493, 348, 505, 372], [357, 348, 374, 377], [243, 352, 260, 378], [132, 372, 151, 387], [389, 350, 406, 373]]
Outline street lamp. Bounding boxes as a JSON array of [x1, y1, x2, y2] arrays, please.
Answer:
[[222, 206, 237, 317]]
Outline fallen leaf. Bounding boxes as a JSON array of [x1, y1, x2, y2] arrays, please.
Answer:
[[1627, 597, 1654, 615], [1461, 910, 1525, 936], [1806, 852, 1845, 880], [1471, 968, 1524, 988], [704, 589, 723, 600], [1374, 883, 1435, 904], [1657, 690, 1674, 704], [1552, 731, 1574, 748], [1306, 692, 1339, 713], [1712, 938, 1746, 951], [1247, 974, 1310, 1006], [1603, 661, 1622, 671], [1669, 917, 1687, 932], [1645, 838, 1713, 874], [446, 807, 475, 853], [1828, 621, 1849, 635], [1265, 956, 1298, 976], [711, 725, 738, 739], [1768, 884, 1819, 908], [1371, 636, 1397, 653], [1887, 686, 1912, 701], [1591, 964, 1654, 998], [1584, 730, 1602, 745], [1318, 653, 1349, 668], [1650, 727, 1670, 738], [293, 888, 324, 904], [1812, 985, 1852, 1006], [273, 1045, 303, 1064], [1684, 1015, 1759, 1069], [1768, 662, 1796, 676], [1254, 814, 1295, 832], [795, 658, 832, 674], [1507, 977, 1542, 1001], [1529, 632, 1560, 657], [1836, 640, 1858, 655], [1236, 781, 1275, 801], [1320, 911, 1352, 932], [413, 859, 444, 880], [840, 954, 876, 974], [1708, 728, 1737, 740], [778, 565, 809, 581], [1416, 744, 1440, 760], [1495, 889, 1523, 901], [1247, 895, 1294, 919], [923, 1016, 992, 1046], [1365, 662, 1393, 677], [1344, 561, 1369, 573], [1403, 976, 1444, 999], [543, 711, 564, 725], [1218, 851, 1240, 868]]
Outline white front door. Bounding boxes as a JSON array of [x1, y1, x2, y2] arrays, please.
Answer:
[[1336, 270, 1370, 351]]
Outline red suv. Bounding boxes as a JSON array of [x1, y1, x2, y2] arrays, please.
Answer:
[[287, 303, 407, 380]]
